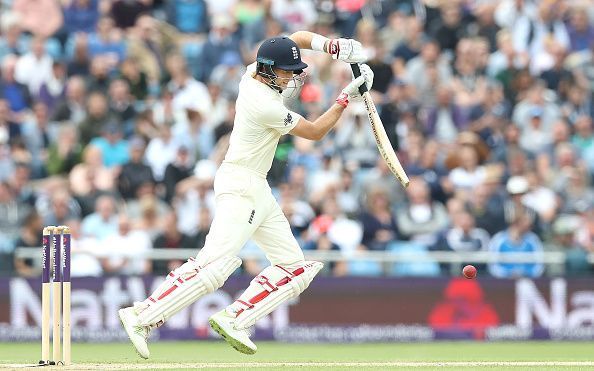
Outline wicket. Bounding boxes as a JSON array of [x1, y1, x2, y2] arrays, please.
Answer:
[[40, 226, 71, 366]]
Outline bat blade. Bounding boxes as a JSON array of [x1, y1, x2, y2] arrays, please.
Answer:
[[350, 63, 409, 188], [362, 92, 410, 188]]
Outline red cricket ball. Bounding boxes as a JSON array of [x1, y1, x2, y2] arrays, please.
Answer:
[[462, 264, 477, 279]]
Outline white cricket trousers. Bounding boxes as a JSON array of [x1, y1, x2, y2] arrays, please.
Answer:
[[195, 162, 305, 267]]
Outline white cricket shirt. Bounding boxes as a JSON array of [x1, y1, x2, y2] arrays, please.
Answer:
[[223, 63, 301, 176]]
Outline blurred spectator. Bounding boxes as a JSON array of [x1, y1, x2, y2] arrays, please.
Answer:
[[396, 177, 448, 246], [165, 53, 211, 118], [488, 208, 544, 279], [558, 167, 594, 215], [80, 92, 114, 144], [424, 84, 467, 143], [101, 214, 152, 275], [63, 0, 100, 35], [119, 58, 149, 101], [66, 218, 103, 277], [51, 76, 87, 124], [197, 14, 241, 83], [165, 0, 209, 34], [504, 175, 542, 237], [14, 37, 54, 98], [152, 211, 195, 275], [539, 41, 572, 92], [127, 14, 179, 83], [0, 12, 28, 59], [359, 186, 399, 251], [13, 211, 42, 277], [313, 197, 363, 254], [87, 56, 112, 92], [518, 106, 553, 155], [303, 226, 345, 277], [448, 142, 487, 195], [108, 79, 137, 131], [335, 102, 377, 168], [512, 0, 569, 75], [67, 36, 91, 76], [69, 145, 117, 215], [0, 181, 31, 240], [434, 210, 490, 256], [487, 29, 528, 78], [278, 182, 315, 238], [270, 0, 317, 33], [118, 137, 154, 200], [9, 162, 36, 207], [173, 101, 214, 162], [145, 124, 179, 182], [163, 146, 193, 203], [522, 171, 558, 224], [88, 17, 126, 69], [132, 195, 167, 240], [392, 16, 424, 75], [0, 55, 32, 117], [363, 156, 407, 207], [567, 5, 594, 53], [404, 38, 452, 109], [191, 207, 212, 249], [45, 125, 82, 175], [89, 123, 130, 168], [110, 0, 150, 29], [40, 189, 81, 227], [21, 102, 51, 178], [561, 86, 593, 125], [175, 160, 216, 235], [81, 194, 119, 240], [575, 202, 594, 253], [428, 1, 469, 53], [125, 182, 170, 224], [551, 215, 591, 276], [12, 0, 64, 38]]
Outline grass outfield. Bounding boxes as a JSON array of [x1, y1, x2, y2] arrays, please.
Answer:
[[1, 341, 593, 370]]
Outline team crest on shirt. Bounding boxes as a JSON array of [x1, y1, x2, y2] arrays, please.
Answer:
[[284, 113, 292, 126]]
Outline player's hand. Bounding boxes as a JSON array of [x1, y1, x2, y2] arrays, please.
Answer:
[[328, 38, 367, 63], [336, 75, 366, 107], [336, 64, 374, 106], [357, 63, 374, 93]]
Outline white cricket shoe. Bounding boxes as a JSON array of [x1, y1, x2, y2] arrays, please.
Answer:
[[209, 309, 257, 355], [118, 307, 151, 359]]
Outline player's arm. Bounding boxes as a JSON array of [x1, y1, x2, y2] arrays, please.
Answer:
[[290, 104, 345, 141], [290, 65, 373, 141], [289, 31, 366, 63]]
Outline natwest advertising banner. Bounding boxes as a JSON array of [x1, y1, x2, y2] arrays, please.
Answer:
[[1, 276, 593, 342]]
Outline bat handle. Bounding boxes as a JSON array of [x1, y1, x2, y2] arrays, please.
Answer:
[[350, 63, 368, 95]]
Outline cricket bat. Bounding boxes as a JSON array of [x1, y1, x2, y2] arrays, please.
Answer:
[[351, 64, 410, 188]]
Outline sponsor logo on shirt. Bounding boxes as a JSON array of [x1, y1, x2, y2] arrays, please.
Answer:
[[284, 113, 292, 126]]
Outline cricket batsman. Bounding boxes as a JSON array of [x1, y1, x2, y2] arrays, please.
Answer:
[[119, 31, 373, 357]]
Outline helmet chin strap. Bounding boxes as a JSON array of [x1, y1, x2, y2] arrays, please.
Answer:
[[257, 63, 283, 93], [256, 63, 306, 97]]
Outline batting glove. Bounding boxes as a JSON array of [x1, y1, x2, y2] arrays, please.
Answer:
[[336, 75, 366, 108], [328, 38, 367, 63]]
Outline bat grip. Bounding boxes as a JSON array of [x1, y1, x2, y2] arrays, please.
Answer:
[[350, 63, 368, 95]]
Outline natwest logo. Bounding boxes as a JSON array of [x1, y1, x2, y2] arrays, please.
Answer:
[[516, 278, 594, 329]]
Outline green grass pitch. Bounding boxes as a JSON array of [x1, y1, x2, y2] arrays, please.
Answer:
[[1, 341, 593, 370]]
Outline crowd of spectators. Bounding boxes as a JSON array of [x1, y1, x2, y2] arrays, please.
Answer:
[[0, 0, 593, 279]]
